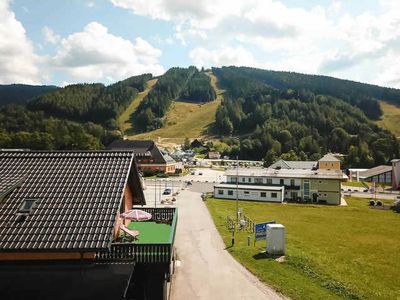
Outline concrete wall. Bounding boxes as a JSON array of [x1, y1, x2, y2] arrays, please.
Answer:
[[393, 161, 400, 189], [309, 179, 341, 205]]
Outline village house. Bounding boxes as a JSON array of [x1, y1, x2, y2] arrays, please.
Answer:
[[208, 151, 221, 159], [0, 150, 177, 300], [107, 140, 177, 174]]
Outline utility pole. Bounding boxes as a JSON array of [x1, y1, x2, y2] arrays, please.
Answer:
[[159, 179, 162, 207], [154, 179, 157, 209], [236, 155, 239, 226]]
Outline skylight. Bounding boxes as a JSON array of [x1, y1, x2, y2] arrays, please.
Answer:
[[18, 199, 37, 214]]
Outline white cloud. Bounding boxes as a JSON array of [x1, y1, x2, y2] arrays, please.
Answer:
[[111, 0, 400, 87], [0, 0, 39, 84], [49, 22, 164, 82], [42, 26, 61, 44], [190, 46, 257, 68], [87, 1, 95, 8]]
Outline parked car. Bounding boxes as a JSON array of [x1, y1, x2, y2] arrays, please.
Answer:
[[198, 172, 203, 175], [190, 171, 195, 175], [163, 188, 172, 195]]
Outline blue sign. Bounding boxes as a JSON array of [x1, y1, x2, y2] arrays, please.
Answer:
[[254, 221, 276, 242]]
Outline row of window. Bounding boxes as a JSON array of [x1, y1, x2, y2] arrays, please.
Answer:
[[217, 189, 278, 198], [230, 177, 327, 186], [231, 177, 297, 186]]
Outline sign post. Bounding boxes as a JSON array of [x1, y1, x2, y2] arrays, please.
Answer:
[[254, 221, 276, 246]]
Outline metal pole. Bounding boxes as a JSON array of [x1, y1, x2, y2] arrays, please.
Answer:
[[159, 179, 161, 206], [154, 179, 157, 209], [236, 155, 239, 227]]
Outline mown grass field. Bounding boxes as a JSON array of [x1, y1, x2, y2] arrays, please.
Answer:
[[342, 181, 367, 188], [206, 197, 400, 300], [127, 72, 224, 144], [117, 79, 157, 134], [376, 101, 400, 138]]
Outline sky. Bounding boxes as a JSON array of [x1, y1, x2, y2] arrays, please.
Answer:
[[1, 0, 400, 88]]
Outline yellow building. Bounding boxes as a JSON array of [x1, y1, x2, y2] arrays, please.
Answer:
[[318, 153, 341, 170]]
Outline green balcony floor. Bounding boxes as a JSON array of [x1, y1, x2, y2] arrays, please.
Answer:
[[127, 221, 171, 244]]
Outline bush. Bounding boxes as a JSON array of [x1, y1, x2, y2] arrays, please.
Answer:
[[393, 200, 400, 213], [369, 200, 375, 206], [143, 170, 156, 177], [376, 200, 383, 207], [156, 173, 169, 178]]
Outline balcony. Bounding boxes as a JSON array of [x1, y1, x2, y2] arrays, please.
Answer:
[[95, 208, 177, 264]]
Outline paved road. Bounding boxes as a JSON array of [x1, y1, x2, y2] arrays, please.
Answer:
[[170, 188, 284, 300]]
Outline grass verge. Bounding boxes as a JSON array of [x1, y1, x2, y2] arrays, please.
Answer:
[[206, 196, 399, 299], [376, 101, 400, 138], [342, 181, 367, 188], [126, 72, 224, 144], [117, 79, 157, 135]]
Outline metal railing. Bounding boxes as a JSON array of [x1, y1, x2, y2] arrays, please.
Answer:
[[95, 208, 177, 264], [95, 243, 172, 263]]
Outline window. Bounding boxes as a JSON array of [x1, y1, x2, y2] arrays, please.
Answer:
[[228, 190, 233, 196], [303, 180, 310, 197], [218, 189, 224, 195], [244, 191, 250, 195], [242, 177, 245, 182], [231, 177, 237, 183], [18, 199, 37, 214], [255, 178, 263, 184], [260, 192, 266, 197], [248, 178, 252, 183], [280, 179, 284, 185], [290, 179, 295, 186], [318, 180, 323, 184], [266, 178, 272, 185], [271, 193, 277, 198]]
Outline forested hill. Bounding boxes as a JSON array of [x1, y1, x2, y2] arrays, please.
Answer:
[[133, 67, 216, 132], [212, 66, 400, 168], [0, 74, 152, 151], [213, 66, 400, 120], [0, 84, 58, 106], [28, 74, 152, 128]]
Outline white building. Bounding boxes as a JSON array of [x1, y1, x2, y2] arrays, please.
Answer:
[[214, 184, 284, 202], [213, 156, 347, 204]]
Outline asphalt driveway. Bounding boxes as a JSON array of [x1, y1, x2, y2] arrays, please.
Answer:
[[170, 188, 285, 300]]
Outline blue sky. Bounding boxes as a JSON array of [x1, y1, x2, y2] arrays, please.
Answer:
[[1, 0, 400, 87]]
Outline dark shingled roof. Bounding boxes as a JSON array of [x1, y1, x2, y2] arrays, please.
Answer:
[[0, 151, 142, 252], [107, 140, 175, 165]]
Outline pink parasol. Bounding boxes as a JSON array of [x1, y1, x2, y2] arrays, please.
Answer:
[[121, 209, 152, 221]]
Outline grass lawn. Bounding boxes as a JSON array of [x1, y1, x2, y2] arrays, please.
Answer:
[[127, 221, 171, 244], [342, 181, 367, 188], [127, 72, 224, 144], [206, 197, 400, 300], [376, 101, 400, 138], [117, 79, 157, 135]]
